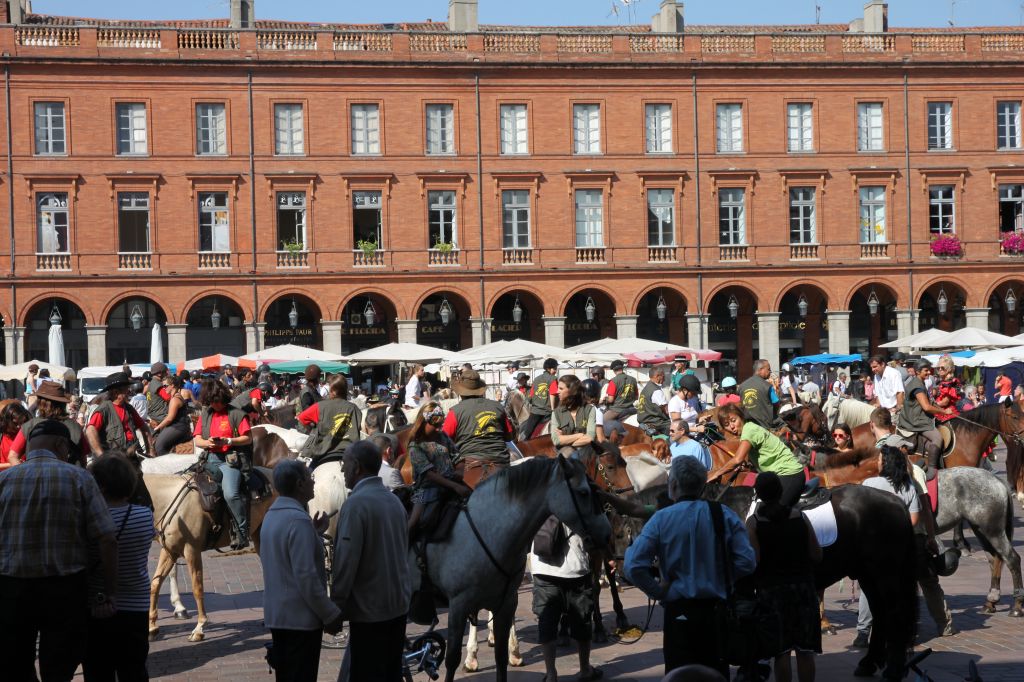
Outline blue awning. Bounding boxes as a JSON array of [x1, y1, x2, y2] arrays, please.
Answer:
[[789, 353, 864, 366]]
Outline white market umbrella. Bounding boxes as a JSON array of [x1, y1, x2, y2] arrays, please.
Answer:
[[0, 359, 75, 382], [879, 327, 952, 349], [568, 337, 693, 355], [344, 342, 454, 366], [47, 324, 65, 366], [150, 323, 163, 364], [915, 327, 1022, 350], [241, 343, 344, 364]]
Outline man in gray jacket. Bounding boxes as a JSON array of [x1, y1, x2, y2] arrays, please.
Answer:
[[259, 460, 343, 682], [333, 440, 412, 682]]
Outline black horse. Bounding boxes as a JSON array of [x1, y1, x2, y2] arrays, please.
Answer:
[[709, 484, 918, 680]]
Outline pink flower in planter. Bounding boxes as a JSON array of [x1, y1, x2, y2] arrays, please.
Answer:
[[1001, 232, 1024, 254], [930, 235, 962, 257]]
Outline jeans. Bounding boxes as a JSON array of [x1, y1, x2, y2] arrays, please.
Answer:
[[207, 453, 248, 540], [858, 535, 952, 635], [662, 598, 727, 677], [84, 610, 149, 682], [270, 628, 322, 682], [0, 572, 88, 682]]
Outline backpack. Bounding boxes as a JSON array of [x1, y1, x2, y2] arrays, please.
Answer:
[[533, 515, 569, 563]]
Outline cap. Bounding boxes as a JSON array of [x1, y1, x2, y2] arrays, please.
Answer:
[[28, 419, 72, 442], [610, 359, 625, 371], [721, 376, 737, 388], [678, 374, 701, 394], [507, 361, 520, 369], [150, 362, 168, 375], [781, 362, 791, 372]]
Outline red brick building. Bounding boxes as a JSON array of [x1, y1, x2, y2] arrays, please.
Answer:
[[0, 0, 1022, 376]]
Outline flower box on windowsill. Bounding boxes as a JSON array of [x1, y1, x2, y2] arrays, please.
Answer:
[[929, 235, 962, 259], [1000, 232, 1024, 257]]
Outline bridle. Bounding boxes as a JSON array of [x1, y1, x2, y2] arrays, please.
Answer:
[[949, 410, 1024, 447]]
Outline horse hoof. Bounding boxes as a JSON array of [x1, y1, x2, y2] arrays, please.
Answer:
[[1009, 608, 1024, 617], [148, 629, 159, 642], [173, 610, 189, 620], [983, 602, 997, 614], [615, 618, 630, 631], [824, 625, 837, 636], [509, 654, 524, 667], [463, 659, 479, 673], [188, 632, 205, 643]]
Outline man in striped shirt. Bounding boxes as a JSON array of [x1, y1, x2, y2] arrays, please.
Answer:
[[0, 420, 118, 681]]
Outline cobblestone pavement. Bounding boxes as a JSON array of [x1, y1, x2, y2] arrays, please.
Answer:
[[93, 452, 1024, 681]]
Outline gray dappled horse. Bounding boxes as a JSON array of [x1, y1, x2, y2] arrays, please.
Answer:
[[411, 456, 611, 682]]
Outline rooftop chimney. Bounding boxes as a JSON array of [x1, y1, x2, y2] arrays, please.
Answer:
[[230, 0, 255, 29], [863, 0, 888, 33], [449, 0, 479, 33], [8, 0, 29, 24], [651, 0, 684, 34]]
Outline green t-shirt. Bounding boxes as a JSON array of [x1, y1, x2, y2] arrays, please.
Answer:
[[740, 421, 804, 476]]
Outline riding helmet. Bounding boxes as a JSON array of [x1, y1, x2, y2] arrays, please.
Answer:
[[932, 548, 960, 577]]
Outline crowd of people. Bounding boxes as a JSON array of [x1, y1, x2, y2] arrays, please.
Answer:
[[0, 346, 1017, 682]]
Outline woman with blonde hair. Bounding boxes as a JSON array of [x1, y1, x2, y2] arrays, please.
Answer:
[[933, 354, 962, 423]]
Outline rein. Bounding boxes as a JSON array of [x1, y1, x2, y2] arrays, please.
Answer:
[[949, 412, 1024, 446], [153, 471, 198, 543]]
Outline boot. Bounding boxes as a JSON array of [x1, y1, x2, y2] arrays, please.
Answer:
[[924, 443, 941, 481]]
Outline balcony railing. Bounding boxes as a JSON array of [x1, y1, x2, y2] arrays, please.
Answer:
[[353, 249, 385, 267], [648, 246, 677, 263], [97, 28, 160, 49], [483, 33, 541, 53], [118, 252, 152, 270], [257, 31, 317, 51], [629, 34, 684, 53], [198, 252, 231, 269], [502, 248, 533, 265], [557, 34, 612, 53], [409, 33, 467, 52], [719, 245, 748, 261], [982, 34, 1024, 52], [36, 253, 71, 271], [428, 248, 460, 266], [575, 247, 606, 264], [178, 30, 238, 50], [702, 35, 755, 54], [860, 242, 890, 259], [334, 32, 393, 51], [772, 35, 825, 54], [16, 26, 79, 47], [789, 244, 819, 260], [276, 250, 309, 268], [842, 34, 895, 52]]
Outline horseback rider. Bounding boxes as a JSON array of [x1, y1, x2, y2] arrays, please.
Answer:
[[549, 374, 597, 459], [737, 359, 776, 429], [144, 362, 171, 430], [298, 364, 323, 413], [151, 374, 195, 455], [932, 355, 963, 423], [636, 367, 671, 438], [193, 379, 254, 550], [442, 368, 515, 466], [897, 359, 952, 481], [408, 402, 471, 535], [9, 382, 88, 466], [230, 378, 269, 425], [602, 359, 639, 421], [519, 358, 559, 441], [85, 372, 155, 459], [296, 374, 361, 468]]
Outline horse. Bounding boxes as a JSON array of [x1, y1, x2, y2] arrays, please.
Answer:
[[822, 395, 877, 430], [414, 456, 611, 682], [712, 483, 918, 679]]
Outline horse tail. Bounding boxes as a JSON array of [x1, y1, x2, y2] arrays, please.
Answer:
[[1006, 440, 1024, 495]]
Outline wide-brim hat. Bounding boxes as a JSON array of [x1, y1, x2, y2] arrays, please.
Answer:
[[101, 371, 133, 392], [453, 369, 487, 397], [33, 380, 71, 403]]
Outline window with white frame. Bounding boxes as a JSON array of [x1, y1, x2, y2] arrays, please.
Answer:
[[428, 191, 457, 248], [787, 103, 813, 152], [353, 191, 383, 248], [198, 192, 230, 252], [645, 104, 673, 153], [116, 103, 147, 155], [647, 189, 675, 247], [789, 188, 816, 244], [351, 104, 380, 155], [574, 189, 604, 247], [274, 103, 304, 155], [499, 104, 528, 155], [859, 186, 887, 243], [34, 102, 66, 155], [716, 103, 743, 153], [426, 104, 455, 155], [117, 192, 150, 253], [997, 101, 1022, 150], [928, 185, 955, 235], [718, 188, 746, 245], [502, 190, 530, 249], [857, 102, 884, 151], [196, 103, 227, 155], [573, 104, 601, 154], [999, 184, 1024, 233], [37, 193, 69, 254], [928, 102, 953, 150], [276, 192, 307, 250]]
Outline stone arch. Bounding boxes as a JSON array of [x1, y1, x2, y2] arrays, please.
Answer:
[[23, 296, 89, 369], [557, 283, 622, 318], [773, 281, 831, 314], [630, 282, 688, 316], [337, 288, 404, 322], [487, 284, 550, 318], [101, 291, 172, 327], [258, 288, 326, 322], [411, 287, 479, 320], [489, 288, 545, 343], [776, 283, 830, 358], [632, 283, 688, 345], [415, 290, 473, 351], [18, 290, 94, 327], [180, 289, 252, 325], [842, 278, 903, 311], [703, 282, 760, 313]]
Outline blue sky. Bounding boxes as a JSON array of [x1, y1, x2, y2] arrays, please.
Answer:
[[32, 1, 1024, 28]]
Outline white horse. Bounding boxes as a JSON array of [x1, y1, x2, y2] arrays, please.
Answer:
[[411, 456, 611, 682], [822, 394, 876, 429]]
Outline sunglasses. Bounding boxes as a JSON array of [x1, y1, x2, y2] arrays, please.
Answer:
[[832, 432, 848, 439]]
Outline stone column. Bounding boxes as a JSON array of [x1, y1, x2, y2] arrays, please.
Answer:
[[244, 321, 259, 355], [826, 310, 851, 356], [321, 320, 343, 356], [12, 327, 25, 364], [964, 308, 990, 331], [756, 312, 781, 372], [470, 318, 493, 347], [686, 314, 708, 349], [614, 314, 638, 339], [542, 316, 566, 348], [85, 326, 107, 366], [395, 319, 419, 345], [3, 326, 18, 366], [165, 324, 188, 364], [895, 309, 917, 350]]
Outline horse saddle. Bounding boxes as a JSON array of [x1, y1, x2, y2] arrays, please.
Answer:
[[421, 498, 463, 544], [795, 477, 832, 512], [530, 419, 550, 440], [194, 468, 223, 514], [939, 423, 955, 454]]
